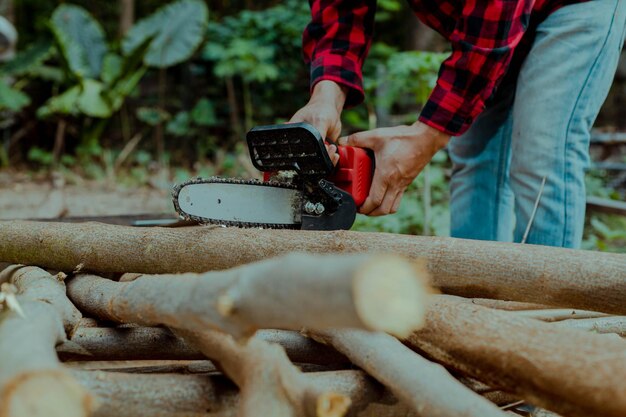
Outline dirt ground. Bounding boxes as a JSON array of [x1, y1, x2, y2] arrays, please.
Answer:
[[0, 171, 173, 220]]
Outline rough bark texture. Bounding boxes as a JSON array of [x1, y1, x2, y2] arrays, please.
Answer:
[[58, 327, 348, 365], [514, 309, 608, 322], [0, 266, 93, 417], [406, 296, 626, 417], [73, 370, 412, 417], [1, 221, 623, 314], [555, 316, 626, 336], [176, 329, 351, 417], [313, 329, 509, 417], [66, 253, 429, 338]]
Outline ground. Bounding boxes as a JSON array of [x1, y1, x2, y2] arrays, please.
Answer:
[[0, 171, 172, 220]]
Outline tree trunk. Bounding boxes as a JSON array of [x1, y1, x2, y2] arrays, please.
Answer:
[[66, 253, 429, 338], [57, 326, 348, 365], [175, 329, 350, 417], [72, 370, 412, 417], [1, 221, 624, 314], [119, 0, 134, 37], [313, 329, 509, 417], [0, 266, 93, 417], [405, 296, 626, 417]]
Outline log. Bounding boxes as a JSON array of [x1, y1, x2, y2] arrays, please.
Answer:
[[0, 266, 93, 417], [313, 329, 509, 417], [66, 253, 429, 338], [72, 370, 412, 417], [513, 309, 608, 322], [0, 221, 623, 314], [554, 316, 626, 336], [65, 360, 216, 374], [176, 329, 350, 417], [57, 327, 348, 365], [405, 295, 626, 417]]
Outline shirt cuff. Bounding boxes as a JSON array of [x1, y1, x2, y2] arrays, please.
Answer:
[[309, 53, 365, 108], [418, 82, 486, 136]]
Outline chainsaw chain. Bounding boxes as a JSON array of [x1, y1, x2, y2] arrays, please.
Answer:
[[171, 176, 301, 229]]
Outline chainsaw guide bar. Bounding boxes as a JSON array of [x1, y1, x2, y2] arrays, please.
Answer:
[[172, 177, 303, 229]]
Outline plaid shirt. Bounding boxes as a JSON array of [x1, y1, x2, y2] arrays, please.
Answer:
[[303, 0, 584, 135]]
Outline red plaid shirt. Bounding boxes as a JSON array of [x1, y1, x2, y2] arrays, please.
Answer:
[[303, 0, 583, 135]]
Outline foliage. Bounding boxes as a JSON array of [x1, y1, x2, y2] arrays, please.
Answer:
[[50, 4, 108, 79], [122, 0, 208, 68]]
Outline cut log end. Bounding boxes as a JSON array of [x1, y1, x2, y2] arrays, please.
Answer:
[[0, 371, 93, 417], [313, 391, 351, 417], [353, 256, 429, 338]]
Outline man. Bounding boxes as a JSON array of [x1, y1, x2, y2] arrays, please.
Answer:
[[289, 0, 626, 248]]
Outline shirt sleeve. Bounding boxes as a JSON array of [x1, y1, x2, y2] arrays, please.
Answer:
[[419, 0, 536, 136], [302, 0, 377, 108]]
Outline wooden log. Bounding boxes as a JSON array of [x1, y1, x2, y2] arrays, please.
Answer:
[[65, 360, 216, 374], [58, 327, 348, 365], [554, 316, 626, 336], [313, 329, 509, 417], [66, 253, 429, 338], [176, 329, 350, 417], [405, 295, 626, 417], [513, 309, 608, 322], [0, 266, 93, 417], [0, 221, 623, 314], [72, 370, 413, 417], [466, 298, 551, 311]]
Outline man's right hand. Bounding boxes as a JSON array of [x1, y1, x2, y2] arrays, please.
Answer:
[[289, 80, 347, 165]]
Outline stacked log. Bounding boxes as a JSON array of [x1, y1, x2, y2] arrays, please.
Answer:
[[0, 221, 625, 417]]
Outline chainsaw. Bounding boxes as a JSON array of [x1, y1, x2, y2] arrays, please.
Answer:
[[172, 122, 374, 230]]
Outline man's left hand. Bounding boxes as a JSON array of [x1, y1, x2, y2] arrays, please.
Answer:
[[337, 121, 450, 216]]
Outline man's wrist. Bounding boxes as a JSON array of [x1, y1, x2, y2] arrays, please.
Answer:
[[311, 80, 347, 113], [411, 120, 451, 152]]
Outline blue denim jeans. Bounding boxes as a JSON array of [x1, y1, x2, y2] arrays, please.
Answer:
[[448, 0, 626, 248]]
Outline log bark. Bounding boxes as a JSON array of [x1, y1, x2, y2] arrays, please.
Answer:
[[58, 327, 348, 365], [65, 360, 216, 374], [66, 253, 429, 338], [0, 221, 624, 314], [72, 370, 412, 417], [405, 295, 626, 417], [0, 266, 93, 417], [176, 329, 351, 417], [313, 329, 509, 417], [554, 316, 626, 336], [513, 309, 608, 322]]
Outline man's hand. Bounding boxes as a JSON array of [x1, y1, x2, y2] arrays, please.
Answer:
[[289, 80, 347, 165], [338, 121, 450, 216]]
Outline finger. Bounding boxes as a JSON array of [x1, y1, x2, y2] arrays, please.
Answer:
[[337, 129, 381, 149], [369, 187, 401, 217], [390, 190, 404, 213], [359, 173, 387, 215], [325, 144, 340, 166]]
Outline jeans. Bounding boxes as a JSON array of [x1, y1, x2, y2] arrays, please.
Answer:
[[448, 0, 626, 248]]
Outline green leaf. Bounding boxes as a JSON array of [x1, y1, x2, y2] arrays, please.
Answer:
[[36, 79, 112, 118], [77, 79, 112, 118], [191, 98, 216, 126], [0, 82, 31, 111], [122, 0, 208, 68], [0, 40, 53, 76], [101, 53, 123, 85], [109, 66, 147, 111], [166, 111, 192, 136], [37, 85, 81, 118], [50, 4, 108, 79], [27, 147, 54, 166], [136, 106, 170, 126]]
